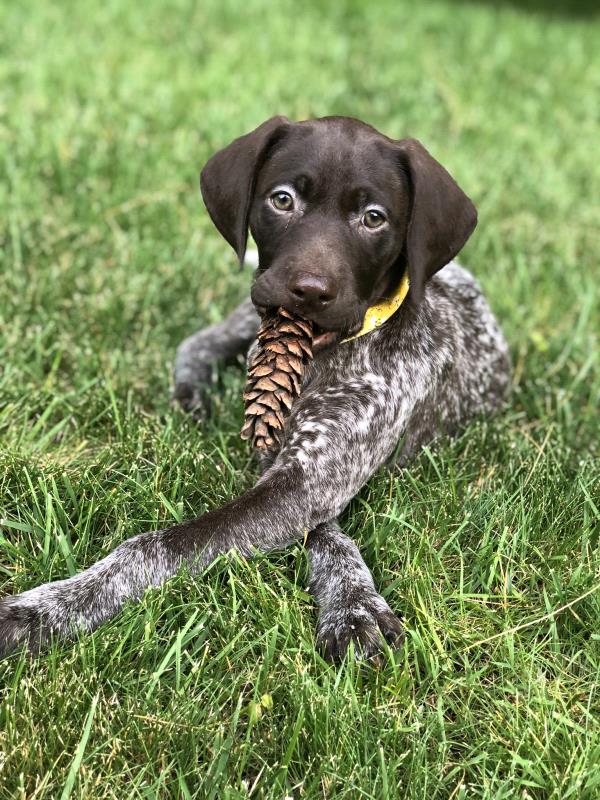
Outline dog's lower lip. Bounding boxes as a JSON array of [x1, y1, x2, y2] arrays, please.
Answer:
[[313, 330, 339, 352]]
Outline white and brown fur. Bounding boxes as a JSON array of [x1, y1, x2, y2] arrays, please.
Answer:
[[0, 117, 510, 661]]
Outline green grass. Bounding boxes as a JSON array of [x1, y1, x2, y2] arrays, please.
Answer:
[[1, 0, 599, 796]]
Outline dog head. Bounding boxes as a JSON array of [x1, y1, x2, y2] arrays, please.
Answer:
[[200, 116, 477, 344]]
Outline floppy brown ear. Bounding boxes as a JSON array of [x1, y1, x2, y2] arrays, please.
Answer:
[[396, 138, 477, 304], [200, 116, 290, 262]]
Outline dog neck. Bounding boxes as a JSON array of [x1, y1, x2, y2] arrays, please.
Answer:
[[341, 270, 410, 344]]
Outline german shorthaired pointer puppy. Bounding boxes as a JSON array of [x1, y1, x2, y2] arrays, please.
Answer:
[[0, 116, 511, 662]]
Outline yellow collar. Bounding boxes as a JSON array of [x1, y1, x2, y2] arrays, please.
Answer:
[[341, 271, 410, 344]]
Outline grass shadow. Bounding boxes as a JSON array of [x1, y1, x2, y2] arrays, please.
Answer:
[[458, 0, 600, 18]]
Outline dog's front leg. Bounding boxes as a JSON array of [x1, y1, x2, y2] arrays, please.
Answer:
[[306, 521, 403, 662], [173, 297, 259, 414]]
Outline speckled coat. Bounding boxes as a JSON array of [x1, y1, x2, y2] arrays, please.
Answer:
[[0, 261, 510, 661]]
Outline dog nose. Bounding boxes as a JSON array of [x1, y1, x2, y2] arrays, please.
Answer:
[[287, 272, 337, 308]]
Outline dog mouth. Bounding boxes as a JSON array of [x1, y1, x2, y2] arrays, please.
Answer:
[[311, 315, 364, 351], [312, 326, 340, 352], [254, 306, 360, 353]]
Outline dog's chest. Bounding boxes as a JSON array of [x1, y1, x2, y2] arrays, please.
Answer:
[[302, 326, 403, 392]]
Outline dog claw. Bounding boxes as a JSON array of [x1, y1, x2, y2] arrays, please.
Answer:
[[316, 601, 404, 665]]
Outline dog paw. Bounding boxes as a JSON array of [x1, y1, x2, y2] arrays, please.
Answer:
[[0, 594, 45, 660], [173, 381, 210, 419], [173, 340, 215, 419], [316, 595, 404, 665]]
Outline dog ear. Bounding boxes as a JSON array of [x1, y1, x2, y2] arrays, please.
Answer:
[[200, 116, 290, 263], [396, 138, 477, 304]]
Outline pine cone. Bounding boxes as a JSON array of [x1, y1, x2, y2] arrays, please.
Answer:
[[241, 307, 314, 452]]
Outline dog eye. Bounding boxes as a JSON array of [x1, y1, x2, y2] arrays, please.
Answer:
[[362, 209, 386, 229], [270, 191, 294, 211]]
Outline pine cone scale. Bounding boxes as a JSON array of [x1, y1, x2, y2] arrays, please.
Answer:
[[276, 391, 293, 411], [253, 376, 280, 392], [264, 341, 287, 355]]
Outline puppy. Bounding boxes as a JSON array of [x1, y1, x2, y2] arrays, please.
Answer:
[[0, 117, 510, 661]]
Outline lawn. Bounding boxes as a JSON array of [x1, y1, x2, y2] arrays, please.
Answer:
[[1, 0, 599, 797]]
